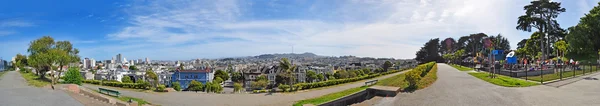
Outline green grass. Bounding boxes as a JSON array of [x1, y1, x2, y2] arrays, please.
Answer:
[[95, 90, 152, 106], [449, 64, 473, 71], [293, 86, 369, 106], [0, 71, 6, 79], [117, 96, 150, 106], [375, 73, 408, 88], [469, 72, 539, 87], [525, 66, 599, 82], [19, 71, 51, 87]]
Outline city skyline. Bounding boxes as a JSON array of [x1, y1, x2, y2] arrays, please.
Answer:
[[1, 0, 599, 60]]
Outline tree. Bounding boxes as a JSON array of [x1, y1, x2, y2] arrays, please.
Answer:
[[383, 61, 393, 72], [27, 36, 80, 87], [233, 83, 243, 93], [306, 70, 318, 82], [173, 82, 181, 91], [517, 0, 565, 63], [566, 2, 600, 60], [256, 75, 267, 82], [317, 74, 325, 82], [517, 39, 528, 49], [121, 76, 133, 83], [187, 80, 203, 92], [231, 72, 243, 83], [14, 54, 27, 68], [214, 70, 230, 81], [278, 58, 296, 85], [415, 38, 442, 63], [251, 80, 268, 90], [145, 70, 158, 89], [214, 77, 224, 84], [63, 67, 83, 85], [129, 65, 138, 71], [440, 37, 457, 55]]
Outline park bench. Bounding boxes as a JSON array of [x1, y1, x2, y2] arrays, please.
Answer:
[[99, 88, 120, 97], [365, 80, 378, 86]]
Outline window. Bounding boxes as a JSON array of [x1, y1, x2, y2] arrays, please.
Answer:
[[185, 75, 188, 79]]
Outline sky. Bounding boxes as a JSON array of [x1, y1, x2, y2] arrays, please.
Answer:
[[0, 0, 599, 61]]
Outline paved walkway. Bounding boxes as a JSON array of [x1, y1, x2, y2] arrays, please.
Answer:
[[83, 69, 411, 106], [0, 71, 82, 106], [376, 63, 600, 106]]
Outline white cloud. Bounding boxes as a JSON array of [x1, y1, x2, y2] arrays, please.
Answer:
[[0, 30, 16, 36], [0, 20, 34, 27], [106, 0, 534, 60]]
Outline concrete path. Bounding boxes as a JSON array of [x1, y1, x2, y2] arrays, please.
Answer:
[[83, 69, 411, 106], [376, 63, 600, 106], [0, 71, 83, 106]]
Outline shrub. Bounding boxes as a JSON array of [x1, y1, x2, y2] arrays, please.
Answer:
[[173, 82, 181, 91], [278, 84, 291, 92], [187, 80, 204, 92], [156, 84, 166, 92], [233, 83, 243, 93], [121, 76, 133, 83], [253, 90, 268, 93], [63, 67, 83, 85]]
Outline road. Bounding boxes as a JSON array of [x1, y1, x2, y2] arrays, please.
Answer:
[[376, 63, 600, 106], [0, 71, 82, 106], [83, 69, 411, 106]]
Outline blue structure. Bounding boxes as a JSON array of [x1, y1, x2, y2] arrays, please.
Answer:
[[171, 67, 214, 89]]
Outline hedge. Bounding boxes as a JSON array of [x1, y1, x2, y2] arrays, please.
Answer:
[[83, 80, 150, 89], [405, 62, 436, 89], [290, 68, 407, 91]]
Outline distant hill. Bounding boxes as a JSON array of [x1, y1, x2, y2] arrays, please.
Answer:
[[255, 52, 320, 59]]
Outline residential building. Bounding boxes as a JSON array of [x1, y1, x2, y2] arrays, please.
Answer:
[[242, 66, 264, 90], [171, 66, 214, 89]]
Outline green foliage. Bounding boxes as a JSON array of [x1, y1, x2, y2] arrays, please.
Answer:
[[63, 67, 83, 85], [278, 84, 291, 92], [403, 62, 436, 90], [205, 81, 223, 93], [214, 70, 230, 81], [415, 38, 442, 63], [128, 65, 138, 71], [317, 74, 325, 82], [145, 70, 158, 87], [214, 77, 223, 84], [26, 36, 80, 85], [172, 82, 181, 91], [251, 80, 268, 90], [116, 96, 150, 106], [233, 83, 243, 93], [383, 61, 393, 71], [306, 70, 318, 82], [256, 74, 267, 82], [156, 84, 166, 92], [83, 80, 150, 89], [449, 64, 473, 71], [470, 72, 539, 87], [19, 71, 50, 87], [253, 89, 269, 93], [187, 80, 204, 92], [566, 2, 600, 60], [121, 76, 133, 83], [231, 72, 244, 83], [293, 86, 369, 106]]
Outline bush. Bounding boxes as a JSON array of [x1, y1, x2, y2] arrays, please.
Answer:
[[121, 76, 133, 83], [253, 90, 269, 93], [172, 82, 181, 91], [156, 84, 166, 92], [63, 67, 83, 85], [233, 83, 243, 93], [278, 84, 291, 92], [187, 80, 204, 92], [403, 62, 435, 90]]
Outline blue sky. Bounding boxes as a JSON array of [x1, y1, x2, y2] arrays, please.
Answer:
[[1, 0, 599, 61]]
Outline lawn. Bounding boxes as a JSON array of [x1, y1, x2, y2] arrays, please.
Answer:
[[525, 66, 599, 82], [293, 86, 369, 106], [19, 71, 51, 87], [0, 71, 6, 78], [469, 72, 538, 87], [449, 64, 473, 71], [375, 73, 408, 88]]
